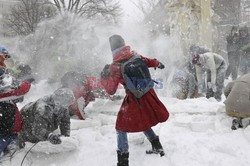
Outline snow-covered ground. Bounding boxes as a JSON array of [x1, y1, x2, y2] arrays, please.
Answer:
[[2, 80, 250, 166]]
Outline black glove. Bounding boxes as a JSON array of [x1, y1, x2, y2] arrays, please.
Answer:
[[158, 62, 165, 69], [5, 54, 11, 59], [48, 133, 62, 144], [101, 64, 110, 78], [25, 77, 35, 83]]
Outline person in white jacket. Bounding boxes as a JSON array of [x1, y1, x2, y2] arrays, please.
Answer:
[[192, 52, 226, 101]]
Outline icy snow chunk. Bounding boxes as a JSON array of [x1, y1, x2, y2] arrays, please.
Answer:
[[98, 113, 116, 126], [70, 119, 101, 130], [243, 125, 250, 142]]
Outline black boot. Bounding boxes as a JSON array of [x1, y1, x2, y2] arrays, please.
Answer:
[[117, 151, 129, 166], [146, 136, 165, 157], [231, 118, 243, 130]]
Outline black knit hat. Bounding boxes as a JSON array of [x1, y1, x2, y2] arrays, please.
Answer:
[[109, 35, 125, 51]]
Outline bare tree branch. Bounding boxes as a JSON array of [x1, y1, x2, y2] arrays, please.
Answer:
[[52, 0, 121, 21], [3, 0, 56, 36]]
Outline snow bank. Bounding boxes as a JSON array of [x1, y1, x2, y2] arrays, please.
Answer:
[[2, 80, 250, 166]]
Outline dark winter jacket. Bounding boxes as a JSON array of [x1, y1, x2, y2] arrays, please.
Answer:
[[0, 81, 31, 136], [102, 46, 169, 132], [226, 34, 240, 53], [239, 27, 250, 54], [20, 96, 71, 143]]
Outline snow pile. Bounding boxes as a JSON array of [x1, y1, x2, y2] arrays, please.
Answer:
[[1, 81, 250, 166]]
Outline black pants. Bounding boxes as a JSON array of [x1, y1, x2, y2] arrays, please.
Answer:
[[225, 51, 240, 80], [206, 61, 226, 101]]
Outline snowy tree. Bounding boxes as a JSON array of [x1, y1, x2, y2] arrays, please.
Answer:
[[50, 0, 121, 21], [130, 0, 170, 38], [3, 0, 56, 36], [130, 0, 160, 17]]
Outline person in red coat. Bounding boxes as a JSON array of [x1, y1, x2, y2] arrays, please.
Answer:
[[61, 71, 95, 120], [0, 73, 32, 158], [68, 85, 95, 120], [101, 35, 169, 166]]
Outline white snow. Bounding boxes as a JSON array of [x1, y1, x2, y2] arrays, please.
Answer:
[[1, 80, 250, 166]]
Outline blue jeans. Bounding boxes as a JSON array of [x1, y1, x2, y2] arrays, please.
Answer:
[[0, 135, 17, 157], [116, 128, 157, 153]]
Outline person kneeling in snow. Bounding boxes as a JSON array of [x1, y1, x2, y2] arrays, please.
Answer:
[[18, 88, 75, 147], [224, 73, 250, 130], [0, 67, 32, 158], [102, 35, 169, 166], [170, 60, 198, 99]]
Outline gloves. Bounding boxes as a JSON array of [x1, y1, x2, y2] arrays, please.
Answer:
[[48, 133, 62, 144], [207, 82, 217, 92], [158, 62, 165, 69], [5, 54, 11, 59], [25, 77, 35, 83], [198, 84, 203, 93], [101, 64, 110, 78]]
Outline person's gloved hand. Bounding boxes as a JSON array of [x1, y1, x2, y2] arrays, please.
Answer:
[[207, 82, 217, 92], [5, 54, 11, 59], [25, 77, 35, 83], [158, 62, 165, 69], [198, 84, 203, 94], [48, 133, 62, 144], [101, 64, 110, 78], [87, 91, 95, 102]]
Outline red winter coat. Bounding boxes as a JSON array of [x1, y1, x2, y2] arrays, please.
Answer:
[[0, 81, 31, 134], [104, 46, 169, 132], [69, 85, 95, 120]]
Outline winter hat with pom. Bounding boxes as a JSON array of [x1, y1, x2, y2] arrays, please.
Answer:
[[109, 35, 125, 52]]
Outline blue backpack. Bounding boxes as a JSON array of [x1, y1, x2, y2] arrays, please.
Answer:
[[121, 55, 154, 98]]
